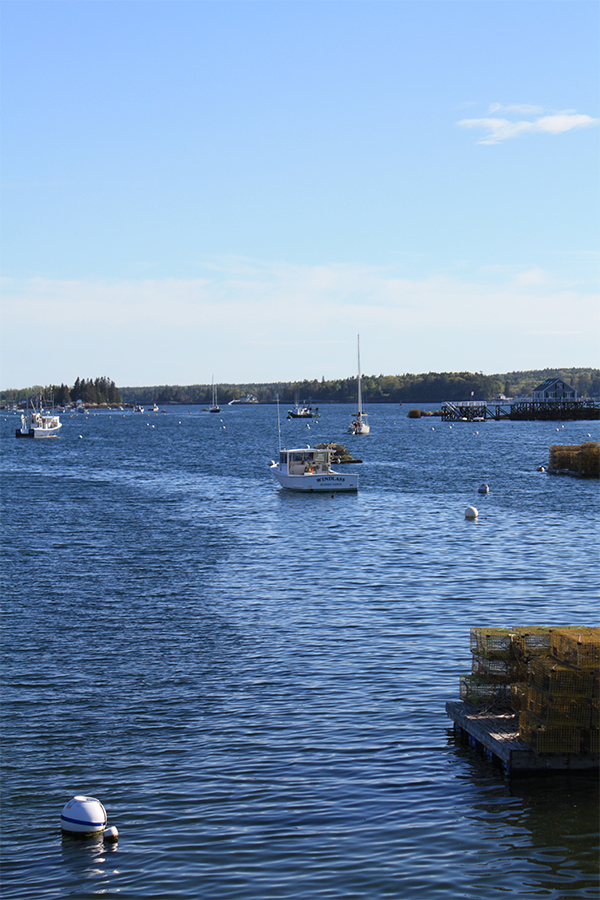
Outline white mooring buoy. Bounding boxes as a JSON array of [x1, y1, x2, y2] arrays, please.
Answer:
[[61, 795, 117, 841], [477, 483, 489, 494], [465, 506, 478, 519]]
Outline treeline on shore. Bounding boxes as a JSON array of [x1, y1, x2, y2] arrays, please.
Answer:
[[2, 377, 121, 406], [122, 367, 599, 405], [3, 368, 597, 407]]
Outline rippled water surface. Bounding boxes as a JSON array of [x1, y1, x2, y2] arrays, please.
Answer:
[[1, 404, 599, 899]]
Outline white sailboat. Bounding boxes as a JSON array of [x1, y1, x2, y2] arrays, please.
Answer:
[[209, 376, 220, 413], [347, 335, 370, 435]]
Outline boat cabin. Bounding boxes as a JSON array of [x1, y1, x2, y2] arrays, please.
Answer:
[[279, 448, 333, 475]]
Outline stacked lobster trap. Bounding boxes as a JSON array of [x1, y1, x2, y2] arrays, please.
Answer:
[[548, 441, 599, 478], [460, 626, 599, 754]]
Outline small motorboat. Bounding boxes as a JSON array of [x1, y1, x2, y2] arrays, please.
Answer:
[[287, 404, 320, 419], [270, 446, 358, 492]]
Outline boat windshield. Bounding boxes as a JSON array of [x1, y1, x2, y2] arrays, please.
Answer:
[[282, 450, 331, 470], [292, 452, 313, 463]]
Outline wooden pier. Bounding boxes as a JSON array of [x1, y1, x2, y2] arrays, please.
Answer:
[[441, 400, 600, 422], [446, 701, 599, 775]]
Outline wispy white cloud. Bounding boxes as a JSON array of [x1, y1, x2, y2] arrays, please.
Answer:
[[1, 260, 598, 387], [458, 105, 599, 144], [487, 103, 544, 115]]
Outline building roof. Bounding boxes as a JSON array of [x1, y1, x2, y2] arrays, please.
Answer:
[[533, 377, 574, 393]]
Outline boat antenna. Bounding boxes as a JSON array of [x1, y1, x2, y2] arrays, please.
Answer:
[[276, 394, 282, 453]]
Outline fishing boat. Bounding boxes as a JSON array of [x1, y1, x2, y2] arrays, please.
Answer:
[[287, 404, 320, 419], [15, 396, 62, 438], [210, 377, 220, 413], [347, 335, 370, 435], [270, 446, 358, 492]]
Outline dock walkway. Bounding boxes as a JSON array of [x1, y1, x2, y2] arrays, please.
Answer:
[[441, 400, 600, 422], [446, 700, 599, 775]]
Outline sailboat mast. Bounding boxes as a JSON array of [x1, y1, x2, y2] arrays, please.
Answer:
[[277, 395, 282, 453], [357, 334, 362, 414]]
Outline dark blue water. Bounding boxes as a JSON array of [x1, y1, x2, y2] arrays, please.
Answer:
[[1, 404, 599, 899]]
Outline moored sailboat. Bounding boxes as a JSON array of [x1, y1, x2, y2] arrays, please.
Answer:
[[210, 377, 221, 413], [347, 335, 370, 435]]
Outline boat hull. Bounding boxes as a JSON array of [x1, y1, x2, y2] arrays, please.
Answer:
[[270, 466, 358, 492], [16, 422, 62, 438]]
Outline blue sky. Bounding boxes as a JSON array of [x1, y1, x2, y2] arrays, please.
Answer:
[[1, 0, 598, 389]]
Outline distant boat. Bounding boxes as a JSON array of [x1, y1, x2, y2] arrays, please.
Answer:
[[228, 394, 259, 405], [15, 395, 62, 438], [133, 405, 145, 413], [287, 404, 320, 419], [347, 335, 370, 435], [210, 377, 221, 413]]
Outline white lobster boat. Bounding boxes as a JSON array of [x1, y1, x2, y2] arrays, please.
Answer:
[[270, 447, 358, 492], [15, 398, 62, 438]]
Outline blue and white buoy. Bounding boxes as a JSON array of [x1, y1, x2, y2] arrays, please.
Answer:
[[61, 796, 117, 840]]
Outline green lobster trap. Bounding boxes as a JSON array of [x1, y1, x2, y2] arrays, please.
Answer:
[[519, 710, 581, 754], [528, 658, 594, 698], [470, 627, 513, 659], [550, 628, 600, 669], [459, 675, 510, 707], [472, 653, 519, 683], [527, 685, 591, 728]]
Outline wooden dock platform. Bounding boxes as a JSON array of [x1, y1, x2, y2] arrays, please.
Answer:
[[446, 701, 599, 775], [441, 399, 600, 422]]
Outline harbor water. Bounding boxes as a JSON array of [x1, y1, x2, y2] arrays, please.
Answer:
[[1, 403, 599, 899]]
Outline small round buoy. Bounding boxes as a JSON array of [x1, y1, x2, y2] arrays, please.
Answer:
[[465, 506, 478, 519], [538, 465, 545, 472], [477, 484, 489, 494], [103, 826, 119, 842], [61, 796, 107, 835]]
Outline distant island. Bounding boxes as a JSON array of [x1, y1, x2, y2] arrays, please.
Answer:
[[2, 368, 598, 407]]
